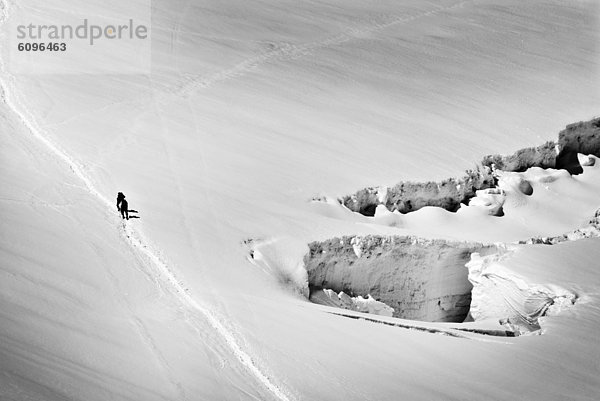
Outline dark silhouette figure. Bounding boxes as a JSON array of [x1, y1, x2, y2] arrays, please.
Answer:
[[117, 192, 129, 220]]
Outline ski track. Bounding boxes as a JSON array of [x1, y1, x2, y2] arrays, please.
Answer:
[[0, 2, 292, 400], [1, 0, 472, 398], [85, 232, 187, 401], [167, 0, 470, 99]]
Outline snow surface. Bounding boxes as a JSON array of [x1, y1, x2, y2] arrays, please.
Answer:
[[1, 0, 600, 400]]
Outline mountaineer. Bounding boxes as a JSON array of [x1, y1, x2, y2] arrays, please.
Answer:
[[116, 192, 129, 220]]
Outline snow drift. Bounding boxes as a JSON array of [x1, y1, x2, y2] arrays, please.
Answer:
[[467, 250, 578, 335]]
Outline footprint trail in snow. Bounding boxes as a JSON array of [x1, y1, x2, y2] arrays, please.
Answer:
[[0, 3, 292, 400]]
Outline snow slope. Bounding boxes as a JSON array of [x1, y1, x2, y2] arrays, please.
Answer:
[[1, 0, 600, 400]]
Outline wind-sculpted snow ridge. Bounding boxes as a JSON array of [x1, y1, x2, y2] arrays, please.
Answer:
[[304, 235, 500, 323], [0, 33, 291, 401], [466, 206, 600, 335], [342, 117, 600, 216]]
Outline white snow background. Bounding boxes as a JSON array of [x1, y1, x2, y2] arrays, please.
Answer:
[[1, 0, 599, 400]]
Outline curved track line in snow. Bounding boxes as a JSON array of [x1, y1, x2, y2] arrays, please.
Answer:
[[0, 82, 294, 401], [0, 77, 294, 401], [170, 1, 470, 97], [327, 312, 514, 344], [0, 4, 292, 401]]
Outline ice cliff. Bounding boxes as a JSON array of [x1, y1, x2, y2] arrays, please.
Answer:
[[343, 117, 600, 216], [341, 169, 495, 216], [304, 235, 499, 322], [481, 117, 600, 174]]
